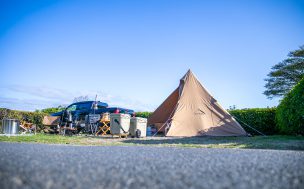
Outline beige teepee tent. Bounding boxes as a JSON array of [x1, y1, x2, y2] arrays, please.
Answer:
[[148, 70, 247, 137]]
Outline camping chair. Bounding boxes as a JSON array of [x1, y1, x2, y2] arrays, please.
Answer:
[[96, 113, 110, 136], [20, 120, 36, 134]]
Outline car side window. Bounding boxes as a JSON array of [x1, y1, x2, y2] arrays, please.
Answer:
[[78, 103, 92, 110]]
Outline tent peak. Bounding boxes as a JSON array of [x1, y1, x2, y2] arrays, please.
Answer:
[[186, 69, 193, 74], [181, 69, 197, 81]]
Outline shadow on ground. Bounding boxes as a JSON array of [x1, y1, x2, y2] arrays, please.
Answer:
[[120, 136, 304, 151]]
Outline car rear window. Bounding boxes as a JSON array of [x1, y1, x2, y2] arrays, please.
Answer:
[[97, 102, 108, 109]]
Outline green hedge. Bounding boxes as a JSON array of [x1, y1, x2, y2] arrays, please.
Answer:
[[229, 108, 277, 135], [136, 112, 153, 118], [137, 108, 277, 135], [276, 78, 304, 135], [0, 108, 48, 132], [35, 106, 65, 114], [0, 108, 278, 135]]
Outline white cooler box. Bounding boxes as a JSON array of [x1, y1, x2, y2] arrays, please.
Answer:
[[129, 117, 147, 137], [110, 113, 130, 135]]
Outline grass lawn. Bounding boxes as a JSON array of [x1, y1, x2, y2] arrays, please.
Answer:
[[0, 134, 303, 151]]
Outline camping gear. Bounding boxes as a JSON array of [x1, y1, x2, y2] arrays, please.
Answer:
[[68, 111, 73, 129], [96, 113, 111, 136], [85, 114, 101, 135], [19, 121, 36, 134], [60, 111, 78, 136], [2, 119, 19, 134], [42, 116, 61, 126], [42, 116, 61, 133], [129, 117, 147, 138], [148, 69, 247, 137], [42, 115, 60, 134], [151, 127, 157, 135], [110, 113, 130, 136], [146, 126, 152, 136]]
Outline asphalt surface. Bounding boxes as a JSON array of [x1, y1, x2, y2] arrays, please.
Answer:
[[0, 143, 303, 189]]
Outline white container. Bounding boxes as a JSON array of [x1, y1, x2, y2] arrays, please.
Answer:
[[110, 113, 130, 135], [129, 117, 147, 137], [2, 119, 19, 134]]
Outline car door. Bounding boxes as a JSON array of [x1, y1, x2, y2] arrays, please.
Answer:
[[76, 103, 92, 121]]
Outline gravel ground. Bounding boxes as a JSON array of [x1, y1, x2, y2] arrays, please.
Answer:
[[0, 142, 303, 189]]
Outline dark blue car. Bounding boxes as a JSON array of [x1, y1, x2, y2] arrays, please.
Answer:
[[52, 101, 134, 128]]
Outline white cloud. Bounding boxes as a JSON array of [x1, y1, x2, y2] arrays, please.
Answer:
[[0, 85, 154, 111]]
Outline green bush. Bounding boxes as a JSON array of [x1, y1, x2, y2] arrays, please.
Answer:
[[136, 112, 153, 118], [229, 108, 277, 135], [0, 108, 48, 132], [276, 78, 304, 135], [36, 106, 65, 114]]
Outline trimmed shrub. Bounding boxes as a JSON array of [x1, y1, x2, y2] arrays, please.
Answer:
[[276, 78, 304, 135], [36, 106, 65, 114], [0, 108, 48, 132], [229, 108, 277, 135], [136, 112, 153, 118]]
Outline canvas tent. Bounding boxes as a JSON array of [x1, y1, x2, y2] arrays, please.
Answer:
[[148, 70, 247, 137]]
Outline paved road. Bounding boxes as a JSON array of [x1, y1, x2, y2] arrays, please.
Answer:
[[0, 143, 303, 189]]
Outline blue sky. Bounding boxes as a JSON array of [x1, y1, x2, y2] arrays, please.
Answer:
[[0, 0, 303, 111]]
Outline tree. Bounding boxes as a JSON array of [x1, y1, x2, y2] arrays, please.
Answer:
[[264, 45, 304, 99], [73, 95, 89, 103], [228, 105, 237, 110]]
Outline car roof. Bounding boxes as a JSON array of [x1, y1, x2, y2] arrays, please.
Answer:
[[73, 101, 108, 107]]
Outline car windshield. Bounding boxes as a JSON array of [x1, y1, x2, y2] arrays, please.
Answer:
[[66, 103, 93, 111], [66, 105, 77, 111]]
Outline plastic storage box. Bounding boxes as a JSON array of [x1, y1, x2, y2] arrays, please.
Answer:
[[129, 117, 147, 137], [2, 119, 19, 135], [110, 113, 131, 135]]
